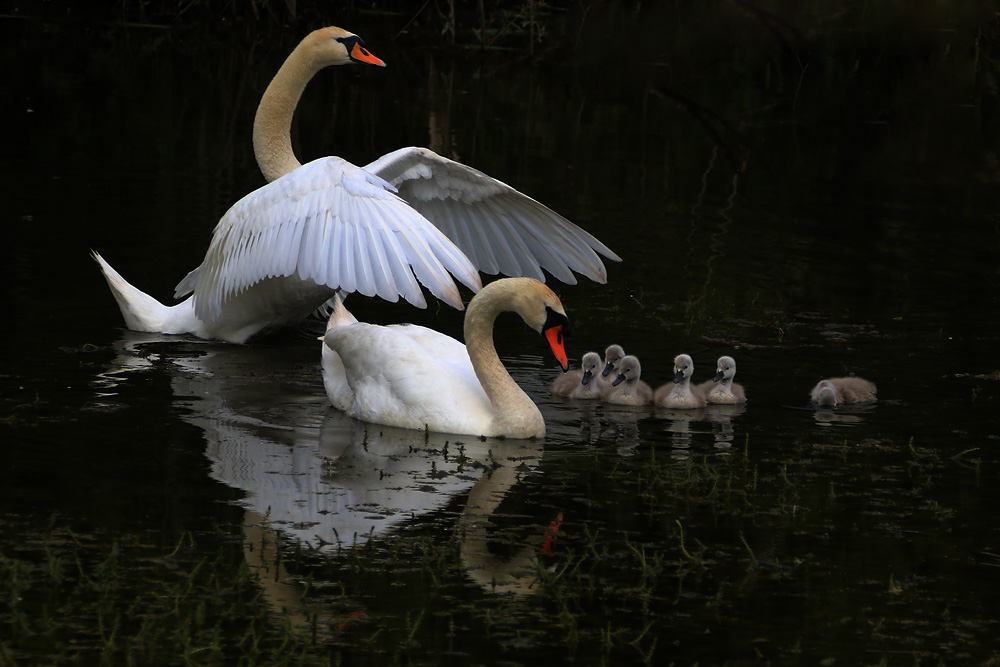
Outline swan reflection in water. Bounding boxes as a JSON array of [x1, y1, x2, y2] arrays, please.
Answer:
[[653, 404, 746, 457], [812, 403, 878, 426], [549, 394, 745, 457], [95, 333, 555, 631]]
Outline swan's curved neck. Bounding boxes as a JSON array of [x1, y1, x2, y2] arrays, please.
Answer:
[[252, 43, 317, 183], [464, 287, 543, 438]]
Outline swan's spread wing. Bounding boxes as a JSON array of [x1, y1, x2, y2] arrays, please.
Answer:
[[175, 157, 482, 322], [363, 147, 621, 284]]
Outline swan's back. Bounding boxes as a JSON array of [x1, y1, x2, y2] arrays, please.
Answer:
[[325, 321, 492, 432]]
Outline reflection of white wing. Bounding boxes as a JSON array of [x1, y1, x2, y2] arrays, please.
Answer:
[[205, 410, 516, 549], [365, 147, 621, 283], [93, 335, 554, 597], [94, 335, 544, 552], [175, 157, 481, 317]]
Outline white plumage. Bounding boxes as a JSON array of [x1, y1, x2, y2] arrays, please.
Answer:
[[94, 27, 618, 343], [322, 277, 570, 438]]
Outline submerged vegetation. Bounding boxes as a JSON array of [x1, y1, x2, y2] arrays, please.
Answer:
[[0, 522, 280, 664], [3, 427, 994, 664]]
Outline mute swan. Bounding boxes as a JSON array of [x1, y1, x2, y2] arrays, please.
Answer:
[[322, 277, 569, 438], [551, 351, 602, 399], [599, 344, 626, 392], [601, 354, 652, 406], [654, 354, 707, 409], [810, 377, 877, 407], [696, 355, 746, 404], [94, 26, 619, 343]]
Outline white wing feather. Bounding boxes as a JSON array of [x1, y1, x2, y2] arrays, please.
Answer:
[[364, 147, 621, 284], [174, 157, 482, 322]]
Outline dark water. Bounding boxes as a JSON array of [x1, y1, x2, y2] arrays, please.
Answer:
[[3, 4, 1000, 665]]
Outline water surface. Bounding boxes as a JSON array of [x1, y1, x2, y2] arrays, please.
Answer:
[[3, 4, 999, 665]]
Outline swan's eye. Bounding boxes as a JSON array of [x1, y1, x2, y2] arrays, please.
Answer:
[[336, 36, 385, 67], [543, 306, 570, 338], [336, 36, 362, 50]]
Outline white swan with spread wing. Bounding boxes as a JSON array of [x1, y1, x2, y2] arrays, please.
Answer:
[[94, 27, 618, 343]]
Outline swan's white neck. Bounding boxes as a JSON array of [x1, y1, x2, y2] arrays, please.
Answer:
[[464, 285, 545, 439], [252, 42, 316, 183]]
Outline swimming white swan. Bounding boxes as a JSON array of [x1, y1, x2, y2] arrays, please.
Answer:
[[601, 354, 652, 406], [321, 277, 569, 438], [551, 351, 602, 399], [94, 26, 619, 343], [810, 377, 877, 407], [696, 355, 746, 404], [654, 353, 707, 409]]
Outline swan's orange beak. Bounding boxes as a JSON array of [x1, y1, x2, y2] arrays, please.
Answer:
[[544, 325, 569, 372], [351, 42, 386, 67]]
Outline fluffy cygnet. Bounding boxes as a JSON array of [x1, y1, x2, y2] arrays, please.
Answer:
[[696, 355, 746, 405], [601, 355, 652, 406], [810, 377, 877, 407], [598, 344, 626, 393], [551, 351, 603, 399], [654, 353, 707, 409]]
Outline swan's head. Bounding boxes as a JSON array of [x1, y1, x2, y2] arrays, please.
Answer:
[[714, 355, 737, 383], [811, 379, 838, 407], [673, 354, 694, 384], [304, 27, 387, 68], [612, 355, 642, 387], [602, 344, 625, 377], [580, 351, 602, 386], [481, 277, 569, 372]]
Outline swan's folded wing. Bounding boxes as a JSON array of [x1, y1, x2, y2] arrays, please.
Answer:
[[325, 322, 490, 425], [174, 157, 482, 322], [363, 147, 621, 285]]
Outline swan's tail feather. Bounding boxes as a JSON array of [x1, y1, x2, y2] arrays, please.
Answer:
[[92, 250, 197, 335], [325, 291, 358, 332]]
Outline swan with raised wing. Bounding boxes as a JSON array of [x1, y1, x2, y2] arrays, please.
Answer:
[[94, 26, 619, 343], [322, 277, 569, 439]]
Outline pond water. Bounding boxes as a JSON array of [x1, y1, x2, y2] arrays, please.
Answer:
[[3, 3, 1000, 665]]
